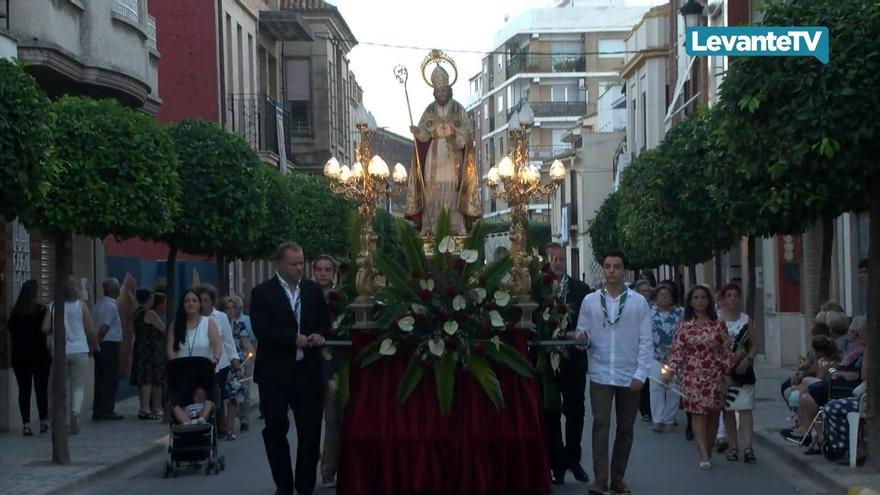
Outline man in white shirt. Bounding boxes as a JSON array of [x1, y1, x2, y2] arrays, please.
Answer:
[[92, 278, 124, 420], [575, 252, 652, 495]]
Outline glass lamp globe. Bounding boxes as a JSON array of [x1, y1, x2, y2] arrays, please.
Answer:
[[497, 156, 515, 178]]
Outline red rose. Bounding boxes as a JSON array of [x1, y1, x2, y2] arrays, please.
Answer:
[[411, 269, 420, 280], [478, 275, 487, 285], [462, 364, 470, 374], [483, 300, 494, 310], [548, 320, 559, 331], [445, 286, 456, 299], [455, 312, 468, 324], [399, 334, 409, 343], [506, 320, 516, 331], [420, 358, 431, 369], [479, 320, 491, 335], [437, 308, 448, 320], [557, 303, 567, 312], [414, 313, 427, 326], [475, 342, 486, 353], [328, 291, 339, 302], [390, 319, 398, 329], [446, 337, 457, 350], [419, 290, 432, 302], [453, 258, 465, 270]]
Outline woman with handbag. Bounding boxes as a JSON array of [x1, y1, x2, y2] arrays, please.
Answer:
[[718, 283, 758, 464]]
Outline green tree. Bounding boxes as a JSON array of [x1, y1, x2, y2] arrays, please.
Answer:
[[25, 96, 180, 464], [285, 171, 354, 259], [716, 0, 880, 465], [618, 111, 739, 279], [0, 59, 54, 221], [164, 120, 267, 317], [247, 164, 298, 260]]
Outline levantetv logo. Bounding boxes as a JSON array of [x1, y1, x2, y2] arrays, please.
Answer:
[[686, 27, 829, 64]]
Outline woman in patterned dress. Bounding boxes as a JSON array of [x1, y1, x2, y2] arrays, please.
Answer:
[[663, 285, 733, 469], [649, 285, 684, 432]]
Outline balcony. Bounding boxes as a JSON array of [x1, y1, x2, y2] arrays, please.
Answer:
[[228, 93, 294, 164], [528, 145, 572, 160], [507, 101, 596, 121], [506, 54, 586, 79], [112, 0, 140, 25], [147, 15, 157, 50]]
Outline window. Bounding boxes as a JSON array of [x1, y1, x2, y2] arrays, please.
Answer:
[[598, 39, 625, 58], [285, 59, 311, 135], [552, 129, 566, 148], [550, 84, 585, 103], [496, 94, 505, 113], [507, 86, 513, 108], [483, 103, 489, 119]]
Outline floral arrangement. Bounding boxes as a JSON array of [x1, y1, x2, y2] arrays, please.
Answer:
[[358, 211, 534, 415], [526, 261, 574, 411]]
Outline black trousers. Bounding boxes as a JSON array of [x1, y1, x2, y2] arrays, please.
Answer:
[[93, 341, 121, 416], [544, 349, 587, 471], [12, 361, 50, 424], [259, 364, 324, 495], [639, 378, 651, 418]]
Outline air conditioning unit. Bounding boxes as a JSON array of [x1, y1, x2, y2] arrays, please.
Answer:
[[578, 78, 586, 89]]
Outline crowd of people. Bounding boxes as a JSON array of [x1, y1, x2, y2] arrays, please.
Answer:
[[7, 240, 869, 494]]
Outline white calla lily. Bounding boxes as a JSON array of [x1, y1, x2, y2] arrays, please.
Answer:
[[473, 288, 487, 304], [419, 279, 435, 291], [542, 307, 551, 321], [443, 320, 459, 336], [550, 352, 561, 373], [428, 338, 446, 357], [489, 310, 504, 327], [490, 335, 502, 351], [452, 295, 467, 311], [411, 304, 428, 315], [460, 249, 479, 263], [379, 338, 397, 356], [438, 236, 454, 254], [494, 290, 511, 307], [398, 316, 415, 333], [333, 313, 346, 330]]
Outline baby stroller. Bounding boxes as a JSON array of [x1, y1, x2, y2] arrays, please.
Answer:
[[163, 356, 225, 477]]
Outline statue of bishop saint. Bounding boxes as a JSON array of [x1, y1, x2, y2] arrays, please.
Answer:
[[405, 63, 481, 236]]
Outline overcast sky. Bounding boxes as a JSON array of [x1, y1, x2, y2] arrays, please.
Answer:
[[330, 0, 665, 136]]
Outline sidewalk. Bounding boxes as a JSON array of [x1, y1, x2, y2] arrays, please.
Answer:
[[0, 396, 169, 495], [752, 360, 880, 495]]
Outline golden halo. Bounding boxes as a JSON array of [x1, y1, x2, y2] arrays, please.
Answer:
[[420, 49, 458, 88]]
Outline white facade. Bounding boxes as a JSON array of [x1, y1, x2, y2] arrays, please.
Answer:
[[620, 5, 669, 158]]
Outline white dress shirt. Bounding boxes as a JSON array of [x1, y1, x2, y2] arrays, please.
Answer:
[[277, 273, 304, 361], [211, 308, 236, 372], [575, 286, 653, 387]]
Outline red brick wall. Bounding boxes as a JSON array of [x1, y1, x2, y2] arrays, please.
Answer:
[[728, 0, 751, 27], [150, 0, 221, 124]]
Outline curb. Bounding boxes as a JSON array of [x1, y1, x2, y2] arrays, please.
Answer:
[[45, 439, 167, 495], [752, 428, 845, 495]]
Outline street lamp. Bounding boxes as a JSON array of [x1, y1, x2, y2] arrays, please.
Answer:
[[323, 107, 408, 324], [485, 100, 565, 327], [680, 0, 704, 30]]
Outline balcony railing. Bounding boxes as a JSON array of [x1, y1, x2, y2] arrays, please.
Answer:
[[228, 93, 293, 161], [507, 101, 596, 120], [1, 0, 9, 30], [112, 0, 140, 24], [528, 145, 572, 160], [147, 15, 157, 49], [506, 54, 586, 79]]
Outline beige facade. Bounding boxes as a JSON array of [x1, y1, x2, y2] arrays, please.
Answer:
[[280, 0, 362, 172], [470, 2, 650, 224]]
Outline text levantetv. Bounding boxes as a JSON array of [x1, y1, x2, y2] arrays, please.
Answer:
[[690, 30, 823, 52]]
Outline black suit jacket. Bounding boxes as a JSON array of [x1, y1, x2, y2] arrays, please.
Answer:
[[250, 276, 330, 386], [564, 276, 591, 333]]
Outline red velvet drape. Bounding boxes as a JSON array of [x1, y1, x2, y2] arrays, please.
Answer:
[[337, 329, 551, 495]]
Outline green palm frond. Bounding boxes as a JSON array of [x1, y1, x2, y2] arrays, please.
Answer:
[[396, 219, 426, 274], [397, 354, 428, 404], [434, 352, 456, 415], [485, 342, 534, 377], [466, 353, 503, 409]]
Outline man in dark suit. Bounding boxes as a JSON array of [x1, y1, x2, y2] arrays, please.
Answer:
[[251, 242, 330, 495], [544, 243, 592, 485]]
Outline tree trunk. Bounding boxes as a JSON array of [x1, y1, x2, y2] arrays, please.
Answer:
[[166, 244, 178, 323], [714, 250, 724, 289], [818, 214, 834, 309], [746, 236, 757, 329], [865, 186, 880, 471], [51, 233, 72, 464], [216, 253, 229, 296]]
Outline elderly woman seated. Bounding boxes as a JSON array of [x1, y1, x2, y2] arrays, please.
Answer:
[[780, 317, 866, 446]]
